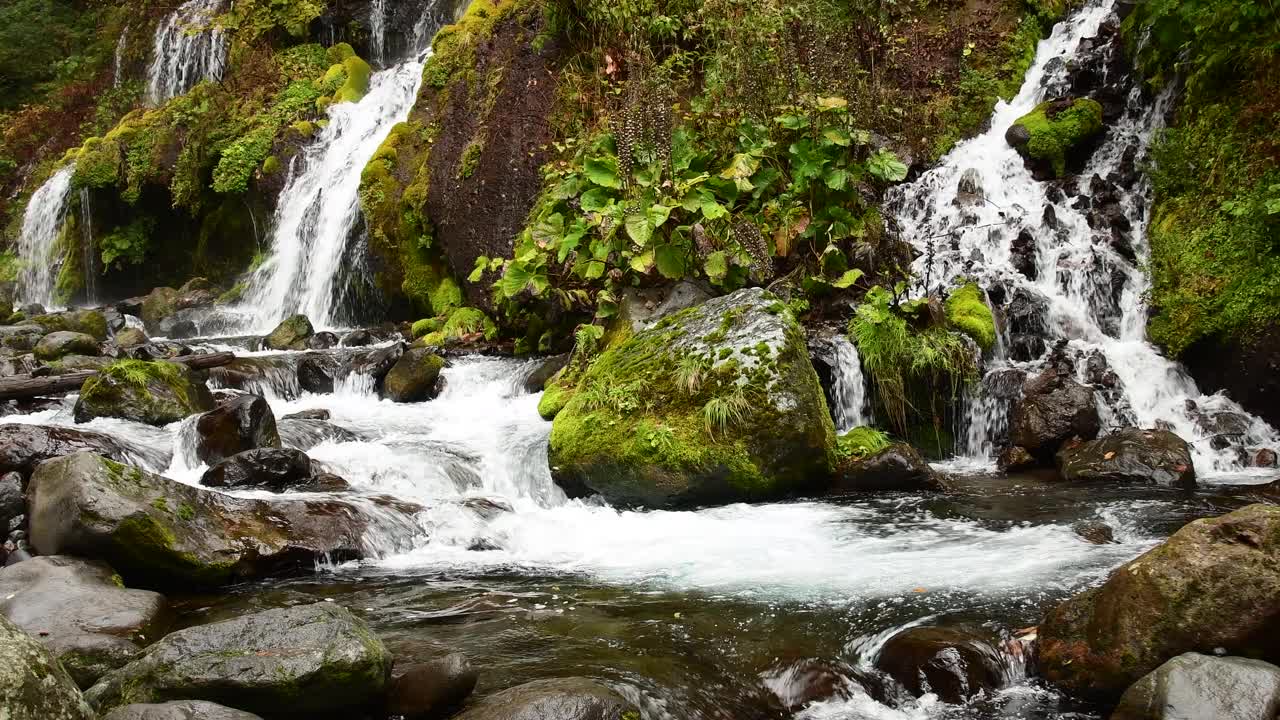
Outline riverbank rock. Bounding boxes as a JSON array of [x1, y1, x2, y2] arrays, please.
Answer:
[[1010, 366, 1100, 460], [85, 603, 392, 717], [874, 626, 1008, 703], [1006, 97, 1105, 176], [549, 288, 836, 508], [74, 360, 215, 426], [34, 330, 101, 361], [1056, 428, 1196, 488], [0, 614, 95, 719], [201, 448, 313, 490], [1039, 504, 1280, 696], [0, 423, 140, 477], [383, 348, 445, 403], [1111, 653, 1280, 720], [114, 328, 149, 347], [387, 653, 478, 719], [102, 701, 264, 720], [141, 288, 180, 331], [0, 556, 168, 687], [263, 314, 314, 351], [195, 395, 281, 465], [453, 677, 636, 720], [27, 452, 370, 588], [832, 444, 947, 492]]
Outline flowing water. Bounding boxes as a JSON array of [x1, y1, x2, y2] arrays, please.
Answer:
[[885, 0, 1280, 476], [113, 31, 129, 88], [816, 335, 872, 433], [15, 166, 74, 309], [78, 187, 99, 306], [370, 0, 388, 67], [146, 0, 227, 105]]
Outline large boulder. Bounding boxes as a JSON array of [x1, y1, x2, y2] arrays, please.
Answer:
[[387, 653, 478, 720], [1111, 653, 1280, 720], [75, 360, 215, 426], [141, 288, 180, 331], [102, 701, 263, 720], [1056, 428, 1196, 488], [1010, 366, 1100, 460], [548, 288, 836, 508], [263, 314, 314, 351], [1039, 504, 1280, 697], [0, 556, 168, 687], [114, 328, 149, 347], [0, 423, 158, 477], [382, 348, 445, 403], [30, 310, 109, 341], [194, 395, 281, 465], [0, 614, 95, 719], [85, 603, 392, 717], [200, 448, 313, 490], [832, 443, 946, 492], [34, 330, 101, 361], [453, 678, 637, 720], [27, 453, 372, 588], [873, 626, 1009, 704]]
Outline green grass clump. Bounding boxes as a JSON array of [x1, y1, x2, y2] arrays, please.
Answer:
[[411, 317, 443, 338], [836, 426, 891, 460], [945, 282, 996, 350], [99, 359, 185, 389], [1009, 98, 1104, 176]]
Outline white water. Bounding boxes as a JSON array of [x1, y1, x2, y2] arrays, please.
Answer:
[[113, 31, 129, 88], [885, 0, 1279, 476], [145, 0, 227, 105], [78, 187, 98, 306], [15, 166, 74, 309], [369, 0, 388, 67], [821, 335, 872, 433]]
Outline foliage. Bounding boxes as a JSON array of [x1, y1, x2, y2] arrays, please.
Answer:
[[945, 282, 996, 350], [99, 217, 154, 270], [835, 426, 891, 460], [1125, 0, 1280, 96], [0, 0, 98, 111], [218, 0, 326, 39]]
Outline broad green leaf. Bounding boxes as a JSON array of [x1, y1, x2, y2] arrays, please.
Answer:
[[776, 114, 807, 130], [629, 249, 654, 273], [655, 243, 687, 279], [585, 157, 622, 188], [584, 260, 607, 279], [867, 149, 908, 182], [634, 163, 659, 187], [816, 96, 848, 110], [647, 204, 673, 229], [531, 213, 564, 248], [825, 168, 850, 190], [499, 262, 534, 298], [831, 268, 865, 289], [720, 153, 760, 192], [625, 213, 653, 246], [822, 127, 851, 146], [700, 191, 728, 220], [468, 256, 488, 283], [580, 187, 613, 212], [704, 251, 728, 281], [557, 229, 585, 263]]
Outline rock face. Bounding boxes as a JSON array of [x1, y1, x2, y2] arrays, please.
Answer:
[[453, 677, 636, 720], [75, 360, 216, 426], [102, 701, 264, 720], [0, 423, 137, 477], [27, 453, 370, 588], [832, 444, 946, 492], [549, 288, 836, 508], [34, 330, 101, 361], [387, 654, 478, 720], [1056, 428, 1196, 488], [1039, 504, 1280, 697], [0, 556, 168, 687], [0, 614, 95, 719], [194, 395, 281, 465], [1010, 366, 1100, 459], [85, 603, 392, 717], [1111, 653, 1280, 720], [263, 314, 314, 351], [201, 448, 313, 490], [382, 348, 445, 403], [874, 626, 1009, 704]]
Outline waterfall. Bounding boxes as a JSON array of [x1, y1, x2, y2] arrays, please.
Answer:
[[113, 31, 129, 88], [77, 188, 99, 306], [888, 0, 1280, 475], [146, 0, 227, 105], [369, 0, 387, 67], [823, 335, 872, 433], [16, 167, 75, 309], [236, 2, 446, 332]]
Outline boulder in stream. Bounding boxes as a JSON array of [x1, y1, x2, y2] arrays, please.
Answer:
[[1006, 98, 1105, 177], [34, 330, 101, 361], [140, 288, 180, 331], [1110, 652, 1280, 720], [102, 701, 264, 720], [0, 614, 95, 719], [873, 626, 1009, 704], [74, 360, 215, 427], [85, 602, 392, 717], [0, 423, 147, 477], [387, 653, 478, 720], [114, 328, 149, 347], [832, 443, 947, 492], [452, 677, 637, 720], [29, 310, 109, 341], [1010, 366, 1100, 460], [383, 348, 445, 403], [27, 452, 371, 588], [194, 394, 281, 465], [1056, 428, 1196, 488], [262, 314, 314, 351], [0, 555, 168, 687], [201, 448, 313, 490], [1039, 503, 1280, 696]]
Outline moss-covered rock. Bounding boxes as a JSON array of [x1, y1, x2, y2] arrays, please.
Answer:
[[114, 327, 148, 347], [452, 677, 637, 720], [945, 283, 996, 351], [34, 331, 101, 361], [29, 310, 109, 341], [140, 287, 179, 331], [263, 314, 314, 351], [73, 360, 215, 426], [548, 288, 836, 508], [382, 348, 445, 403], [1056, 428, 1196, 488], [414, 306, 497, 347], [1006, 97, 1104, 176], [0, 614, 95, 720], [832, 442, 946, 492]]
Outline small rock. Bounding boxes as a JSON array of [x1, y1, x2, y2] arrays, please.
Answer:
[[297, 355, 335, 394], [998, 446, 1037, 472], [383, 348, 445, 403], [956, 168, 985, 206], [387, 654, 478, 719], [874, 626, 1008, 704], [832, 444, 946, 492], [34, 331, 101, 361], [1255, 449, 1278, 468], [114, 328, 148, 347], [340, 329, 374, 347], [452, 677, 637, 720], [283, 409, 330, 421], [307, 331, 338, 350], [1073, 520, 1116, 544], [201, 448, 313, 490]]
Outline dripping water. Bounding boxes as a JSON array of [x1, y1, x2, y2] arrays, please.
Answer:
[[113, 30, 129, 88], [146, 0, 227, 105], [822, 335, 873, 433], [16, 166, 75, 309]]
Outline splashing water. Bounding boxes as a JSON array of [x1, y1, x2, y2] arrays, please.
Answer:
[[369, 0, 387, 67], [16, 166, 74, 309], [78, 187, 99, 306], [819, 335, 873, 433], [146, 0, 227, 105]]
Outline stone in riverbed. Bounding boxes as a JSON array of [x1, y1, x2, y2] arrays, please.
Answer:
[[85, 602, 392, 717], [1010, 365, 1100, 460], [1056, 428, 1196, 488], [34, 330, 101, 361], [277, 417, 360, 450], [832, 443, 947, 492], [1039, 504, 1280, 697], [0, 471, 24, 528], [194, 394, 280, 465], [262, 314, 314, 351], [114, 327, 149, 347], [0, 614, 95, 719], [297, 354, 336, 394], [873, 626, 1009, 704], [452, 677, 637, 720], [102, 701, 263, 720], [27, 452, 370, 588], [0, 423, 145, 477], [29, 310, 109, 341], [387, 653, 478, 719], [1110, 652, 1280, 720], [74, 360, 215, 426], [383, 348, 445, 403], [200, 448, 312, 490], [0, 555, 168, 688], [998, 445, 1036, 472]]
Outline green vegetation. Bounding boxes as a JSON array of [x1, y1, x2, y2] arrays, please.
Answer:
[[1008, 98, 1104, 176], [945, 282, 996, 350], [836, 426, 892, 460], [415, 306, 498, 346]]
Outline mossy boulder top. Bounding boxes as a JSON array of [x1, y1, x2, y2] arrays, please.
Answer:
[[34, 330, 101, 361], [548, 287, 837, 508], [1006, 97, 1104, 176], [74, 360, 216, 427], [263, 314, 315, 351]]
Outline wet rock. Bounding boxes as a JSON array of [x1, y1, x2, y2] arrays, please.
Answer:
[[524, 353, 569, 393], [34, 331, 101, 361], [0, 556, 168, 688], [0, 614, 95, 719], [620, 280, 714, 333], [74, 360, 215, 426], [262, 314, 314, 351], [453, 677, 637, 720], [341, 329, 374, 347], [114, 328, 149, 347], [387, 653, 478, 720], [28, 452, 371, 588], [1007, 98, 1105, 177], [297, 355, 336, 394], [353, 342, 405, 381], [297, 472, 350, 493], [1111, 653, 1280, 720], [383, 348, 445, 403], [874, 626, 1008, 703], [308, 331, 339, 350], [1010, 228, 1038, 280], [0, 324, 44, 351], [1010, 367, 1100, 460], [284, 409, 330, 421], [992, 285, 1048, 362], [832, 444, 947, 492], [763, 658, 866, 710], [1084, 350, 1119, 388], [955, 168, 985, 206], [0, 423, 142, 477], [1056, 428, 1196, 488], [277, 418, 359, 450], [19, 302, 45, 316], [0, 471, 23, 529], [1039, 504, 1280, 696], [1254, 449, 1277, 468], [124, 341, 192, 361], [102, 701, 264, 720], [85, 603, 392, 717], [1073, 520, 1116, 544], [157, 313, 199, 340], [141, 288, 180, 331], [195, 395, 280, 465], [201, 448, 313, 490], [29, 310, 109, 341], [998, 446, 1036, 472]]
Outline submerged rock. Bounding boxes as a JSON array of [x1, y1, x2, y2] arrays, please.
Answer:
[[548, 288, 836, 508], [27, 453, 370, 588], [1039, 504, 1280, 696], [0, 556, 168, 687], [1073, 520, 1116, 545], [34, 330, 101, 361], [85, 603, 392, 717], [453, 677, 636, 720], [102, 701, 264, 720], [387, 653, 478, 720], [74, 360, 215, 426], [194, 394, 281, 465], [874, 626, 1009, 704], [201, 448, 313, 490], [1010, 366, 1100, 460], [1056, 428, 1196, 488], [0, 614, 95, 719], [262, 314, 314, 351], [383, 348, 445, 403], [277, 418, 360, 450], [832, 444, 946, 492], [1111, 653, 1280, 720]]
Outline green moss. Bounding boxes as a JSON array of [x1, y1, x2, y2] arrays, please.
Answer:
[[333, 55, 372, 104], [538, 379, 571, 420], [217, 282, 247, 304], [945, 282, 996, 350], [1010, 98, 1104, 176], [836, 426, 892, 460], [411, 317, 443, 338], [290, 120, 316, 138], [459, 139, 484, 179], [262, 155, 280, 174], [441, 306, 498, 341]]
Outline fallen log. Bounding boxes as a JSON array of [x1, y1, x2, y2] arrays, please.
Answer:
[[0, 352, 236, 401]]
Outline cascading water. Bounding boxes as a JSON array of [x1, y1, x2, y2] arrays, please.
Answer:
[[113, 31, 129, 88], [819, 335, 872, 433], [369, 0, 387, 67], [886, 0, 1279, 476], [78, 187, 99, 306], [146, 0, 227, 105], [15, 166, 74, 309]]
